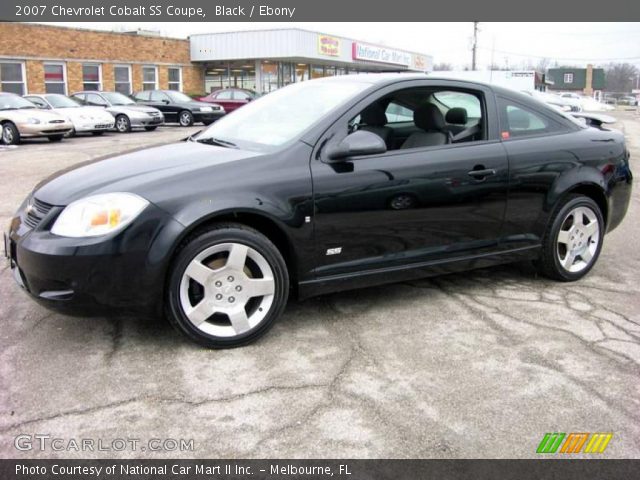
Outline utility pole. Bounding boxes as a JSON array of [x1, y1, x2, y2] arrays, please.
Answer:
[[471, 22, 479, 71]]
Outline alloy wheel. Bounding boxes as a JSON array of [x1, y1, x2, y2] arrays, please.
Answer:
[[179, 112, 192, 126], [556, 206, 600, 273], [116, 116, 128, 132], [2, 125, 13, 144], [179, 242, 276, 337]]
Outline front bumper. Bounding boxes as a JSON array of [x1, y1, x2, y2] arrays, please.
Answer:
[[73, 121, 115, 133], [129, 115, 164, 128], [193, 111, 225, 123], [6, 199, 184, 315], [18, 122, 74, 138]]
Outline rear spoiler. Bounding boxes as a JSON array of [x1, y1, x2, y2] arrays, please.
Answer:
[[571, 112, 617, 128]]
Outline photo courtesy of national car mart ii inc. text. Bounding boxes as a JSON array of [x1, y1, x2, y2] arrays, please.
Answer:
[[0, 2, 639, 479]]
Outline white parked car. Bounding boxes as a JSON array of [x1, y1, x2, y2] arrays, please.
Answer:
[[24, 94, 114, 136]]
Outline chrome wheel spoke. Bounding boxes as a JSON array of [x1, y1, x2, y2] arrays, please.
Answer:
[[226, 243, 248, 270], [228, 307, 251, 334], [557, 229, 571, 244], [580, 248, 593, 264], [584, 220, 599, 237], [561, 251, 576, 269], [245, 277, 275, 298], [185, 300, 212, 326], [185, 260, 214, 285]]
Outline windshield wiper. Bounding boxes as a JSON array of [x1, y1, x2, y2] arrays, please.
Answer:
[[197, 137, 238, 148]]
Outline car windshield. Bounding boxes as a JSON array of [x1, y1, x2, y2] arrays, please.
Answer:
[[0, 95, 36, 110], [45, 94, 81, 108], [195, 79, 371, 151], [166, 91, 193, 103], [102, 92, 135, 106]]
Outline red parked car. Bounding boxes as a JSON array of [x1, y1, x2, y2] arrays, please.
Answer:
[[198, 88, 257, 113]]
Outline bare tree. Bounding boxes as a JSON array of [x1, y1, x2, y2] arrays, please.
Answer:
[[604, 63, 640, 92], [432, 62, 453, 71]]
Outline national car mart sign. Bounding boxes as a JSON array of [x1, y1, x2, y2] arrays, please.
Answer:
[[352, 42, 412, 66]]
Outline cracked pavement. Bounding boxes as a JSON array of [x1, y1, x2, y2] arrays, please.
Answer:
[[1, 114, 639, 459]]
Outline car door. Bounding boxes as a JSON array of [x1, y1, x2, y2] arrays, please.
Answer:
[[310, 80, 508, 278], [212, 90, 235, 111], [148, 91, 176, 121]]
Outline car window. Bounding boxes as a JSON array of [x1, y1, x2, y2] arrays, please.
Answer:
[[25, 97, 48, 109], [234, 91, 252, 101], [216, 90, 233, 100], [86, 93, 107, 106], [433, 91, 481, 119], [385, 102, 413, 123], [71, 93, 86, 104], [134, 91, 150, 101], [497, 98, 567, 139], [150, 91, 168, 102]]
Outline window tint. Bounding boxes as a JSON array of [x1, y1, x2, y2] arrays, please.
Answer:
[[26, 97, 48, 109], [134, 91, 150, 101], [216, 90, 233, 100], [150, 91, 168, 102], [234, 90, 252, 101], [433, 91, 481, 118], [71, 94, 86, 104], [385, 102, 413, 123], [498, 97, 566, 139], [86, 93, 107, 106]]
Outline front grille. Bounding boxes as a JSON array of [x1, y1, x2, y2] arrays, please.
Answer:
[[23, 197, 53, 229], [42, 128, 69, 134], [94, 124, 111, 129], [49, 119, 65, 124], [148, 112, 161, 117]]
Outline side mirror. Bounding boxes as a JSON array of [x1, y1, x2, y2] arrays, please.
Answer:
[[162, 99, 170, 104], [326, 130, 387, 161]]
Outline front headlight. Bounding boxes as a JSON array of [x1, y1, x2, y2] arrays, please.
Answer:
[[26, 117, 42, 124], [51, 193, 149, 238]]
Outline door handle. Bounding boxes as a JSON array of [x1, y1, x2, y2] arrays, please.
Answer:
[[467, 167, 496, 179]]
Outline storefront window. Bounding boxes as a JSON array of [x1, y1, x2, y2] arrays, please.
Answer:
[[142, 66, 158, 91], [311, 65, 325, 79], [325, 66, 336, 77], [279, 63, 295, 87], [82, 64, 101, 91], [295, 64, 310, 82], [114, 65, 131, 95], [260, 61, 278, 93], [44, 63, 66, 94], [168, 67, 182, 91]]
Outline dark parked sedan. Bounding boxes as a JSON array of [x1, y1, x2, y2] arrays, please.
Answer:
[[132, 90, 225, 126], [6, 74, 633, 348]]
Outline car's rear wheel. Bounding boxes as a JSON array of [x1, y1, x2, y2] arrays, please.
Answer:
[[179, 110, 194, 127], [115, 115, 131, 133], [538, 195, 604, 281], [166, 224, 289, 348], [1, 122, 20, 145]]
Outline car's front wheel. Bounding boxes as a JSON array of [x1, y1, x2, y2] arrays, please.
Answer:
[[166, 224, 289, 348], [538, 194, 604, 281], [179, 110, 194, 127], [115, 115, 131, 133], [1, 122, 20, 145]]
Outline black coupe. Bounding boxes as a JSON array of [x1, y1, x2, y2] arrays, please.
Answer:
[[6, 74, 633, 348], [132, 90, 225, 126]]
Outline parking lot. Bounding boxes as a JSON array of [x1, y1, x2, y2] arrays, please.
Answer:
[[1, 116, 639, 459]]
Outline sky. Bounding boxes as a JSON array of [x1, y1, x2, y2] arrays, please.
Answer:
[[40, 22, 640, 69]]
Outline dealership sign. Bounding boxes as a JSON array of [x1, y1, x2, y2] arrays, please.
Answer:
[[352, 42, 411, 66], [318, 35, 341, 56]]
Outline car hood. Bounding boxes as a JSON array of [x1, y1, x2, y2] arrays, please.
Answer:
[[109, 105, 161, 115], [33, 141, 262, 206], [0, 109, 66, 122]]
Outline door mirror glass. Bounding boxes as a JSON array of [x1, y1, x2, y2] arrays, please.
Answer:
[[327, 130, 387, 160]]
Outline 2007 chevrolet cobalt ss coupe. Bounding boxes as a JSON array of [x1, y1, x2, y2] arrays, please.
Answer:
[[6, 75, 633, 348]]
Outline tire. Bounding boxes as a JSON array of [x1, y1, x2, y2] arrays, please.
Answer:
[[166, 223, 289, 348], [178, 110, 194, 127], [115, 114, 131, 133], [48, 135, 64, 142], [144, 126, 158, 131], [1, 122, 20, 145], [538, 194, 604, 281], [92, 131, 105, 136]]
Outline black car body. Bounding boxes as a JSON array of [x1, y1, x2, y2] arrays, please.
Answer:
[[132, 90, 225, 126], [6, 74, 633, 347]]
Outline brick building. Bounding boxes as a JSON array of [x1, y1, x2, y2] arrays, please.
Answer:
[[0, 23, 203, 96], [0, 23, 432, 96]]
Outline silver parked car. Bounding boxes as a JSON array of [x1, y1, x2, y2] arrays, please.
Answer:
[[24, 94, 115, 136], [0, 92, 73, 145], [70, 91, 164, 133]]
